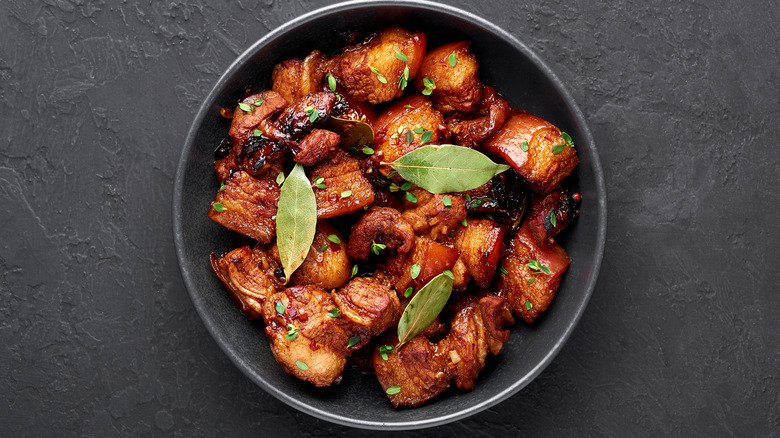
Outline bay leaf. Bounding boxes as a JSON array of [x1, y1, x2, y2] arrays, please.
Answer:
[[275, 163, 317, 282], [327, 116, 374, 148], [388, 145, 510, 194], [396, 272, 454, 347]]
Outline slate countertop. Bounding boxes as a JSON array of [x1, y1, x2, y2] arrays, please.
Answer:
[[1, 0, 778, 436]]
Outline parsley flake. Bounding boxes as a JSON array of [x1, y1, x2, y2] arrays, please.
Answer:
[[295, 361, 308, 370], [316, 244, 328, 252], [212, 202, 226, 213], [328, 308, 340, 318], [253, 128, 263, 137], [448, 52, 457, 67], [420, 130, 433, 144], [386, 386, 401, 395], [347, 335, 360, 348], [351, 264, 358, 277], [327, 234, 341, 244], [362, 146, 375, 155], [410, 264, 421, 279], [520, 140, 529, 152], [276, 172, 285, 185], [442, 196, 452, 209], [525, 300, 534, 310], [327, 74, 337, 91], [379, 344, 393, 361], [371, 242, 387, 255], [549, 210, 557, 227], [404, 287, 413, 298], [405, 191, 417, 203], [238, 102, 252, 112], [275, 301, 285, 315], [340, 190, 352, 199], [527, 259, 552, 275], [500, 266, 508, 275], [395, 51, 408, 62], [314, 176, 326, 189], [285, 324, 298, 341]]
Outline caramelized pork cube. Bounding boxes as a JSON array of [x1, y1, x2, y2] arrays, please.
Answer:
[[443, 295, 513, 390], [371, 95, 449, 177], [333, 276, 401, 345], [382, 237, 459, 295], [208, 170, 279, 244], [209, 246, 282, 320], [263, 286, 351, 387], [401, 188, 467, 241], [281, 222, 351, 289], [496, 224, 571, 322], [446, 85, 509, 148], [414, 41, 482, 113], [526, 188, 581, 246], [335, 26, 426, 104], [482, 110, 578, 194], [309, 149, 375, 218], [271, 50, 329, 106], [373, 334, 451, 408], [454, 218, 505, 289], [217, 91, 289, 179], [346, 207, 415, 260], [291, 128, 341, 166], [276, 92, 337, 140]]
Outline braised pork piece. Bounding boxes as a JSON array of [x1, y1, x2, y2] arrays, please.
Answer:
[[207, 26, 581, 407]]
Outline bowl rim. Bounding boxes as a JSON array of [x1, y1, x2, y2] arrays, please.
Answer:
[[173, 0, 607, 430]]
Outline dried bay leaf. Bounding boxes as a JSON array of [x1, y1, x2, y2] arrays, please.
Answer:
[[327, 116, 374, 148], [388, 145, 510, 194], [276, 163, 317, 281], [396, 272, 454, 347]]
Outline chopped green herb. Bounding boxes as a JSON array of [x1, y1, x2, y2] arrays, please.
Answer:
[[398, 65, 410, 90], [404, 287, 413, 298], [395, 51, 408, 62], [461, 218, 468, 227], [448, 52, 457, 67], [347, 146, 358, 153], [347, 335, 360, 348], [413, 127, 425, 135], [377, 73, 388, 84], [525, 300, 533, 310], [316, 244, 328, 252], [370, 66, 381, 74], [404, 104, 412, 109], [351, 264, 358, 277], [422, 77, 435, 95], [254, 99, 264, 107], [527, 278, 537, 285], [527, 259, 551, 275], [443, 270, 454, 280], [378, 344, 393, 360], [405, 191, 417, 203], [219, 182, 226, 191], [327, 74, 337, 91], [465, 193, 472, 202], [469, 198, 484, 208], [340, 190, 352, 199], [276, 172, 285, 185], [520, 140, 529, 152], [362, 146, 375, 155], [238, 102, 252, 112], [390, 132, 399, 139], [285, 324, 298, 341], [400, 181, 412, 191], [500, 266, 508, 275], [327, 234, 341, 244], [275, 301, 285, 315], [549, 210, 557, 227], [212, 202, 226, 213], [314, 176, 326, 189], [405, 128, 414, 143], [420, 130, 433, 144], [389, 183, 400, 192], [305, 106, 318, 123], [328, 308, 340, 318], [386, 386, 401, 395], [448, 230, 456, 238], [371, 242, 387, 255], [387, 170, 397, 178], [253, 128, 263, 137], [551, 143, 565, 155], [410, 264, 421, 279], [442, 196, 452, 209], [295, 361, 308, 370]]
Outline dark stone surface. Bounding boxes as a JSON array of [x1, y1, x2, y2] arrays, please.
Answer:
[[0, 0, 777, 436]]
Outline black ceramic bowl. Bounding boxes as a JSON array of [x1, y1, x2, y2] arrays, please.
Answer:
[[174, 0, 606, 430]]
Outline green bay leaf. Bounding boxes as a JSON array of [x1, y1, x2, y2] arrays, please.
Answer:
[[397, 272, 453, 347], [388, 145, 510, 194], [276, 163, 317, 282]]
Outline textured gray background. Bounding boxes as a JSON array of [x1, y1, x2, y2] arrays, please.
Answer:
[[1, 0, 778, 436]]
